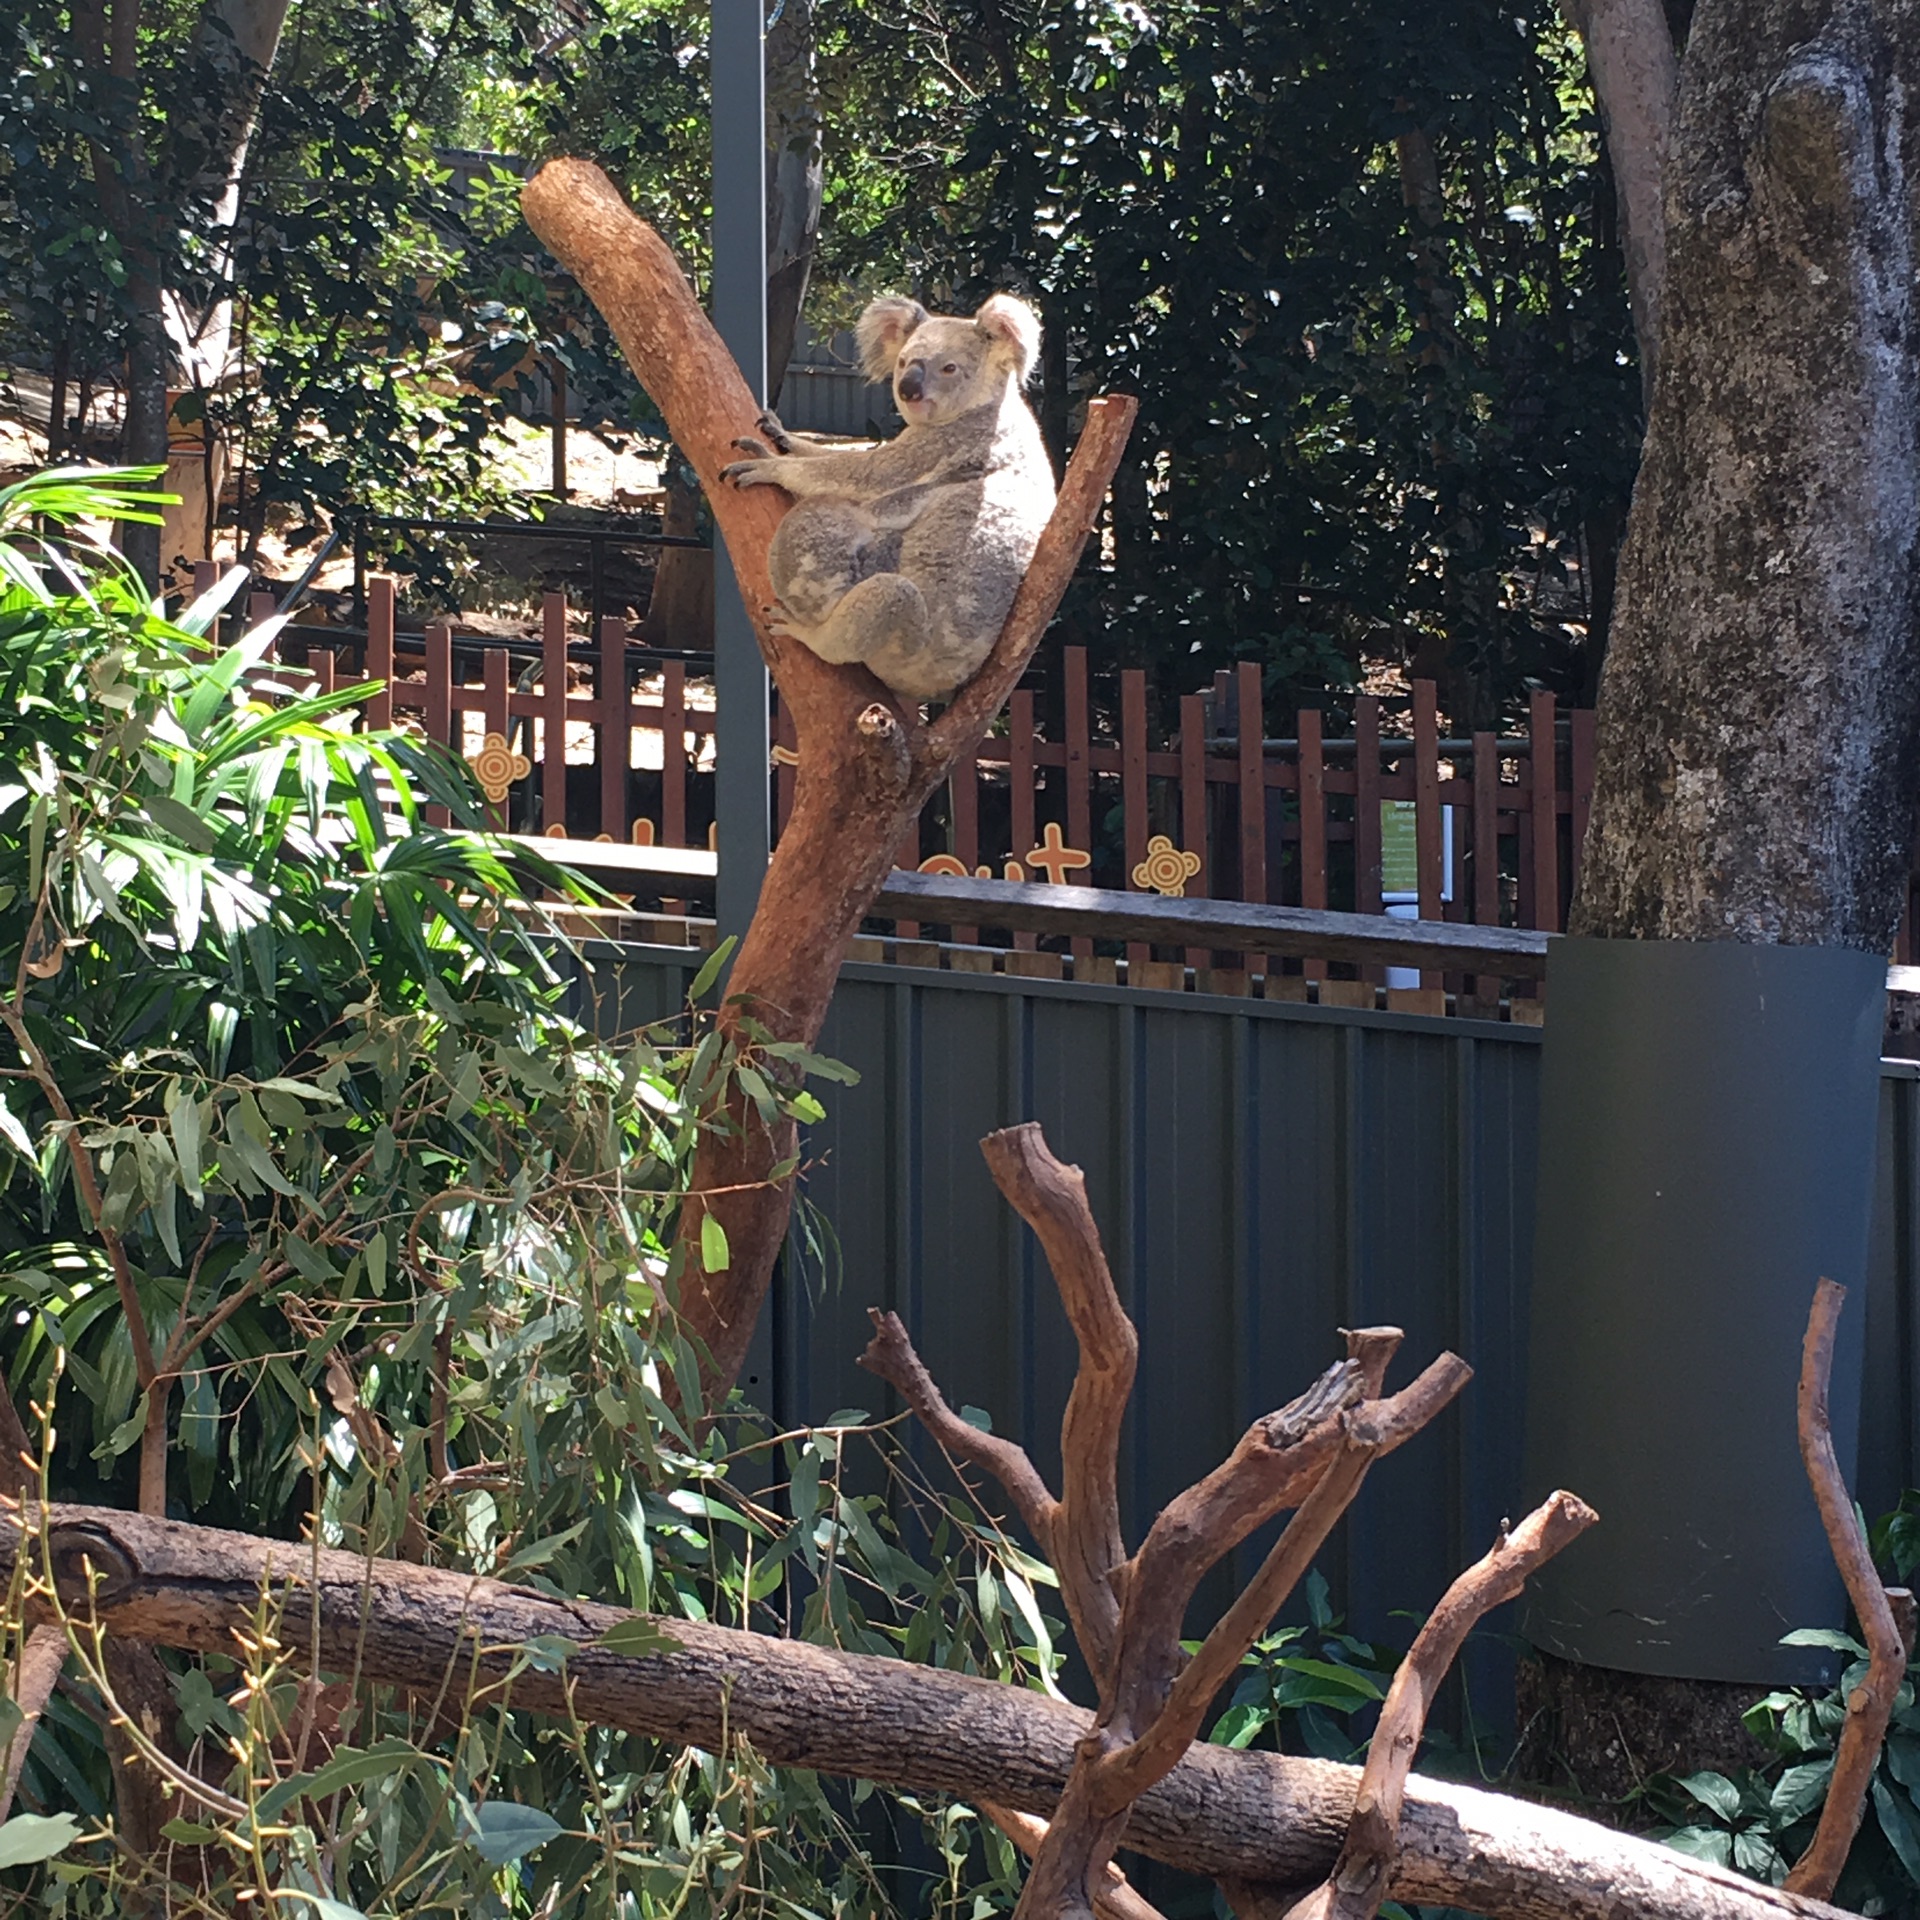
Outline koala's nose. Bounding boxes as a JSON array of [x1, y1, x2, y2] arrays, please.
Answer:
[[897, 364, 925, 403]]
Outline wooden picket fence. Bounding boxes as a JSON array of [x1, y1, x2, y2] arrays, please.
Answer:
[[221, 576, 1920, 990], [226, 574, 1592, 937]]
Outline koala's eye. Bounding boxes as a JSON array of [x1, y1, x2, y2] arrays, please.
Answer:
[[941, 362, 959, 375]]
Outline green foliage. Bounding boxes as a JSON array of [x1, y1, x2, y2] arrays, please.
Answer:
[[809, 0, 1641, 724], [1637, 1501, 1920, 1912], [0, 471, 1047, 1919], [1205, 1569, 1402, 1763]]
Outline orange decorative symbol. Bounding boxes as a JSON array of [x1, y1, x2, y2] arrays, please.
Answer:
[[468, 731, 531, 803], [920, 854, 1032, 882], [631, 819, 657, 846], [771, 744, 800, 767], [1131, 834, 1202, 897], [1025, 822, 1092, 887]]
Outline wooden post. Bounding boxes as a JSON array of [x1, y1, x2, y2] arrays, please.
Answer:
[[1236, 662, 1267, 978], [484, 645, 512, 833], [1011, 688, 1038, 951], [954, 741, 981, 944], [1066, 645, 1094, 966], [542, 592, 571, 836], [366, 576, 395, 732], [1299, 706, 1326, 983], [425, 622, 453, 830], [600, 617, 630, 846], [1414, 681, 1442, 992], [1472, 730, 1500, 1009], [1123, 668, 1150, 971], [1180, 691, 1211, 973]]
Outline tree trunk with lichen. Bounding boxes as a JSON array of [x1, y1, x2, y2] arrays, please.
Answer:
[[1532, 0, 1920, 1805], [1572, 0, 1920, 943]]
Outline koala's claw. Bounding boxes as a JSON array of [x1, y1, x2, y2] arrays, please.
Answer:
[[757, 410, 798, 453], [721, 458, 776, 487], [730, 435, 774, 459]]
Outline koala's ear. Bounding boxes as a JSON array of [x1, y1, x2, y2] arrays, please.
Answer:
[[856, 297, 929, 383], [974, 295, 1041, 384]]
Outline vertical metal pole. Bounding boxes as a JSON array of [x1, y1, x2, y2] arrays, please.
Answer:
[[712, 0, 770, 942]]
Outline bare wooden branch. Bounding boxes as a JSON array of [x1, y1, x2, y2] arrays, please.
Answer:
[[1126, 1351, 1476, 1805], [518, 161, 1138, 1404], [1785, 1280, 1910, 1901], [858, 1308, 1060, 1557], [982, 1802, 1169, 1920], [980, 1125, 1136, 1682], [0, 1625, 66, 1821], [1094, 1354, 1373, 1766], [1284, 1491, 1599, 1920], [0, 1503, 1861, 1920]]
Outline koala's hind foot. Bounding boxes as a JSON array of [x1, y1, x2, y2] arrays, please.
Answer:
[[794, 573, 930, 673]]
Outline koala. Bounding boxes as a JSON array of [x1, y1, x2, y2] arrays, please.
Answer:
[[720, 293, 1056, 701]]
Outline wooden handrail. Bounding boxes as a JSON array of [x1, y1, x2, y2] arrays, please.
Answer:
[[871, 871, 1553, 977]]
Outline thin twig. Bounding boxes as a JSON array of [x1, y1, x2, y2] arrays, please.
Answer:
[[1785, 1279, 1912, 1901], [1283, 1491, 1598, 1920], [858, 1309, 1060, 1556]]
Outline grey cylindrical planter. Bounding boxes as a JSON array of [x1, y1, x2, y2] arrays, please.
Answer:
[[1520, 937, 1885, 1686]]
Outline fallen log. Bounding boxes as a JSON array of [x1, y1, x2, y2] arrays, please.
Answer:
[[5, 1504, 1847, 1920]]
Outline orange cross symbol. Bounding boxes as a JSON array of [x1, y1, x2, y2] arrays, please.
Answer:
[[1025, 821, 1092, 887]]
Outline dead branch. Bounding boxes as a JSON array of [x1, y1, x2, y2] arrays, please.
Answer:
[[980, 1124, 1137, 1680], [1284, 1490, 1599, 1920], [0, 1624, 66, 1821], [982, 1802, 1168, 1920], [521, 157, 1138, 1404], [858, 1308, 1060, 1557], [0, 1503, 1856, 1920], [1784, 1279, 1912, 1901], [878, 1126, 1476, 1920]]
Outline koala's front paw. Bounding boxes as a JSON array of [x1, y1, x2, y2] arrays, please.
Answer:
[[757, 410, 799, 454], [721, 457, 781, 488], [763, 601, 804, 643], [730, 435, 774, 460]]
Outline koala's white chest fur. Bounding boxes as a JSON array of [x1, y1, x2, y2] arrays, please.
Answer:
[[721, 295, 1057, 701]]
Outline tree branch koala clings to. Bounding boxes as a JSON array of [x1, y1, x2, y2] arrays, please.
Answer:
[[721, 294, 1055, 701]]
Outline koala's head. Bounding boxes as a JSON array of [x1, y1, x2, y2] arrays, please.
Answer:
[[856, 294, 1041, 426]]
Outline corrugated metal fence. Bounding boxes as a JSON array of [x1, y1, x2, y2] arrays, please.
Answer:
[[574, 942, 1920, 1699]]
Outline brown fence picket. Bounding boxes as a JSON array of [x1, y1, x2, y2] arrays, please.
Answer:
[[1065, 645, 1093, 963], [1122, 668, 1149, 967], [425, 622, 453, 828], [542, 592, 569, 837], [1180, 691, 1210, 971], [600, 617, 629, 845], [1010, 688, 1037, 950], [1299, 705, 1326, 981], [1530, 690, 1559, 939]]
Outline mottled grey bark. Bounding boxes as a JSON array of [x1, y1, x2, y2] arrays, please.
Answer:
[[1572, 0, 1920, 948], [764, 0, 821, 405]]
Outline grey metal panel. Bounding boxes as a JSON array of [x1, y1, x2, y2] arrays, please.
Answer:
[[591, 946, 1920, 1689]]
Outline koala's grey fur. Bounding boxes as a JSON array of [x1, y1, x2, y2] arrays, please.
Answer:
[[721, 293, 1055, 700]]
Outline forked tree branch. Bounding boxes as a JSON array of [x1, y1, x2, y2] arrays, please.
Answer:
[[1284, 1490, 1599, 1920], [519, 160, 1138, 1404], [1097, 1351, 1475, 1814], [1784, 1280, 1914, 1901], [982, 1802, 1169, 1920]]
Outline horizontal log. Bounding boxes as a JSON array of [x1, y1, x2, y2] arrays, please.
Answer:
[[7, 1506, 1842, 1920]]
